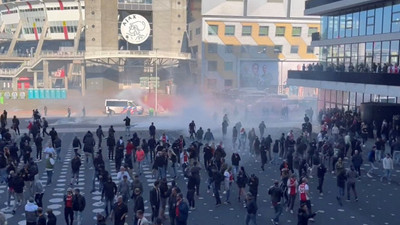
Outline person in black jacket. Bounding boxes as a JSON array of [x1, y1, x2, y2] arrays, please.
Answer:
[[102, 177, 117, 219], [317, 163, 327, 195], [268, 180, 283, 225], [297, 203, 316, 225], [35, 134, 43, 161], [168, 187, 178, 225], [149, 122, 156, 139], [12, 172, 25, 214], [245, 192, 258, 225], [49, 128, 57, 147], [72, 188, 86, 225], [46, 208, 57, 225], [149, 181, 161, 222], [83, 131, 95, 168], [115, 137, 124, 171], [70, 155, 82, 186], [96, 126, 104, 147], [187, 174, 196, 210], [107, 135, 116, 160], [133, 188, 144, 225], [37, 207, 46, 225], [248, 174, 259, 201], [72, 136, 82, 157]]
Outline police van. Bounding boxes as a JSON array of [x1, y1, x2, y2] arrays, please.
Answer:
[[105, 99, 144, 115]]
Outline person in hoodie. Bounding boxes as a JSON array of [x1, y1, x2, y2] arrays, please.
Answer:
[[25, 198, 38, 225]]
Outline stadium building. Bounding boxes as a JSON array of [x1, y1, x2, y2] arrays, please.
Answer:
[[288, 0, 400, 112], [188, 0, 320, 96], [0, 0, 191, 100]]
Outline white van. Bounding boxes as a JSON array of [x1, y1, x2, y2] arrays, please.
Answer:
[[105, 99, 144, 115]]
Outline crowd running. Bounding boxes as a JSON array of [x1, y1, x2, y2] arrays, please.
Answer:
[[0, 107, 397, 225]]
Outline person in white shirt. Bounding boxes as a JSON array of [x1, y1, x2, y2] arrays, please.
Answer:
[[136, 210, 150, 225], [381, 154, 394, 184], [116, 166, 132, 182], [43, 143, 56, 159]]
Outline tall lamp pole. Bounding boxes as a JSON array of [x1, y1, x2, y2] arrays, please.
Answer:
[[155, 48, 158, 116]]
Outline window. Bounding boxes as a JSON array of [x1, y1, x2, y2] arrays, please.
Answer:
[[242, 26, 252, 36], [392, 4, 400, 32], [367, 9, 375, 35], [208, 25, 218, 35], [290, 45, 299, 54], [276, 26, 285, 36], [352, 12, 360, 37], [195, 27, 201, 35], [224, 62, 233, 71], [274, 45, 283, 53], [225, 25, 235, 36], [292, 27, 302, 37], [383, 6, 392, 33], [208, 43, 218, 53], [308, 27, 318, 37], [360, 11, 367, 36], [225, 45, 233, 53], [259, 26, 269, 36], [208, 61, 217, 71], [307, 46, 314, 54], [375, 7, 383, 34], [345, 13, 352, 37], [224, 79, 233, 87]]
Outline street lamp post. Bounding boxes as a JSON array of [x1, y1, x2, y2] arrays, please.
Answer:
[[155, 48, 158, 116]]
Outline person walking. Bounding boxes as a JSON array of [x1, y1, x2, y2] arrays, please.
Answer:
[[298, 178, 314, 221], [45, 154, 55, 186], [63, 188, 75, 225], [123, 116, 131, 137], [107, 134, 116, 160], [12, 115, 20, 135], [42, 118, 49, 137], [268, 180, 283, 225], [351, 150, 363, 177], [34, 134, 43, 161], [136, 210, 150, 225], [367, 146, 378, 178], [70, 154, 81, 186], [150, 181, 161, 222], [381, 153, 394, 184], [46, 209, 57, 225], [33, 179, 44, 208], [67, 107, 71, 118], [72, 188, 86, 225], [25, 198, 38, 225], [259, 121, 266, 138], [133, 188, 144, 225], [96, 126, 105, 147], [297, 203, 316, 225], [223, 167, 233, 204], [286, 174, 298, 213], [245, 193, 258, 225], [149, 122, 156, 139], [336, 170, 346, 207], [53, 136, 62, 162], [37, 207, 46, 225], [136, 147, 145, 175], [316, 163, 326, 195], [346, 165, 358, 201], [111, 196, 128, 225], [175, 193, 189, 225], [101, 177, 117, 219], [187, 174, 196, 210], [168, 187, 178, 225]]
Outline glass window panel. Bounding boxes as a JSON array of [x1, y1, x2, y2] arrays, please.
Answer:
[[276, 26, 286, 36], [375, 7, 383, 34], [351, 44, 358, 64], [356, 92, 363, 106], [242, 26, 252, 36], [328, 16, 333, 39], [358, 43, 365, 66], [292, 27, 302, 37], [259, 26, 269, 36], [339, 15, 346, 38], [225, 25, 235, 36], [352, 12, 359, 37], [332, 45, 338, 57], [339, 45, 345, 57], [308, 27, 318, 37], [208, 25, 218, 35], [391, 40, 399, 56], [345, 44, 351, 57], [373, 41, 381, 64], [360, 11, 367, 35], [321, 17, 328, 39], [393, 4, 400, 12], [333, 16, 339, 38], [346, 13, 352, 37], [392, 12, 400, 32], [366, 42, 373, 57], [337, 91, 343, 105], [382, 41, 390, 65], [383, 6, 392, 33], [290, 45, 299, 54]]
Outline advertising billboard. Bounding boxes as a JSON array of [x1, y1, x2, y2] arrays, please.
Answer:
[[239, 61, 278, 89]]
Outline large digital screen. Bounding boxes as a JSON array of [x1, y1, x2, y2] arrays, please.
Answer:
[[239, 61, 278, 89]]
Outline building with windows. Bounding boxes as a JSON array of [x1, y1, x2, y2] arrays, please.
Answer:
[[0, 0, 191, 96], [188, 0, 320, 96], [288, 0, 400, 111]]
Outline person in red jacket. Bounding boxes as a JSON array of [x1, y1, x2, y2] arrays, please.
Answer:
[[136, 147, 145, 175]]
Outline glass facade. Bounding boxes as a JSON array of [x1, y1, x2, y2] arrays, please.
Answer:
[[320, 3, 400, 40], [321, 40, 400, 71]]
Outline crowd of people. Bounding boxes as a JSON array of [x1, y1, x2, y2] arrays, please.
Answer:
[[0, 106, 398, 225]]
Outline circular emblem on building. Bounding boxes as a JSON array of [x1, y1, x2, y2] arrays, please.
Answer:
[[120, 14, 151, 45]]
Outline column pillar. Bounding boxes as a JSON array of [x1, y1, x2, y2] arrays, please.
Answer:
[[81, 64, 85, 96], [43, 60, 49, 88], [12, 78, 17, 91], [33, 72, 38, 89]]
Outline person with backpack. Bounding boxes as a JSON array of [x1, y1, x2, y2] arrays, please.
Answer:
[[72, 188, 86, 225], [70, 154, 82, 186]]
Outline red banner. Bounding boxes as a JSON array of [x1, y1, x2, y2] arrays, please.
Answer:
[[27, 2, 33, 10], [62, 21, 68, 40], [58, 0, 64, 10], [33, 23, 39, 40]]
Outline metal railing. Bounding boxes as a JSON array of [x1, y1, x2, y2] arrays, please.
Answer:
[[85, 50, 191, 60]]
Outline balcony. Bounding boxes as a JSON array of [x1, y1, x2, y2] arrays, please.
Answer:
[[288, 70, 400, 86]]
